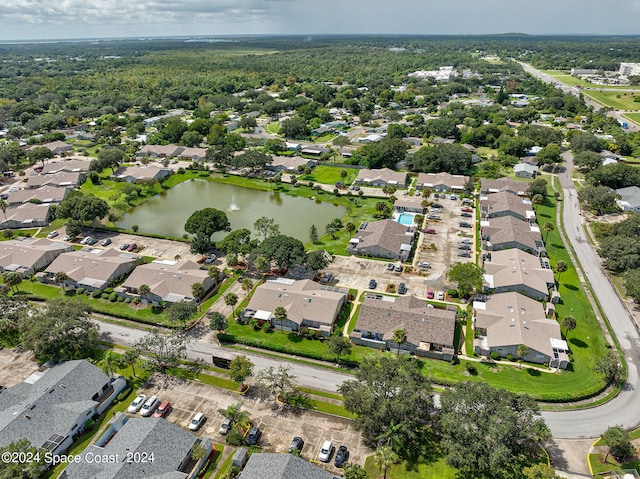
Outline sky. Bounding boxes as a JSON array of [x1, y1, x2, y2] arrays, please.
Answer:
[[0, 0, 636, 42]]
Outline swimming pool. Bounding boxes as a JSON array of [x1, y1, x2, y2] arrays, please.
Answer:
[[396, 213, 415, 225]]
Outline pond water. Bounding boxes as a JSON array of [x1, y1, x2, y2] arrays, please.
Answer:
[[116, 179, 346, 242]]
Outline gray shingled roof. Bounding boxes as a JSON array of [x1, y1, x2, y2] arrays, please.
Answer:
[[480, 177, 529, 195], [482, 216, 542, 252], [481, 191, 533, 220], [63, 417, 207, 479], [483, 248, 554, 297], [350, 219, 414, 256], [0, 360, 110, 450], [240, 453, 336, 479]]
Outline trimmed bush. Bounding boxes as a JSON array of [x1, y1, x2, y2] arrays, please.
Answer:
[[124, 297, 131, 303], [104, 287, 114, 294], [506, 354, 515, 361], [76, 288, 85, 295], [92, 290, 102, 298], [447, 289, 459, 298], [489, 351, 501, 361], [116, 295, 125, 302], [101, 293, 110, 300], [109, 292, 117, 302]]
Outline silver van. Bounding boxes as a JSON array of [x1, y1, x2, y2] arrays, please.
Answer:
[[141, 395, 159, 417]]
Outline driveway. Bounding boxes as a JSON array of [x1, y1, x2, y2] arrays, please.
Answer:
[[136, 374, 372, 472]]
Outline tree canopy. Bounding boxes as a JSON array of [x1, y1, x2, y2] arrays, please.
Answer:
[[254, 234, 307, 269], [184, 207, 231, 239], [445, 262, 484, 297]]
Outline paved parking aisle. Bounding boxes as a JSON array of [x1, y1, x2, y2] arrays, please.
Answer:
[[136, 375, 372, 474]]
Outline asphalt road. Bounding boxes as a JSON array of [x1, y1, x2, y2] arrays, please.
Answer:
[[541, 152, 640, 438], [96, 319, 353, 393]]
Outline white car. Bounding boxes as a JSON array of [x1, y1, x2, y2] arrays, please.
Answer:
[[189, 412, 206, 431], [318, 440, 333, 462], [437, 291, 445, 300], [219, 419, 231, 435], [47, 231, 59, 239], [127, 394, 147, 414], [140, 395, 159, 417]]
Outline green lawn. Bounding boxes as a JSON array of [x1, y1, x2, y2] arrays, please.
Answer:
[[583, 90, 640, 111], [623, 112, 640, 126], [303, 164, 359, 185], [264, 121, 280, 134]]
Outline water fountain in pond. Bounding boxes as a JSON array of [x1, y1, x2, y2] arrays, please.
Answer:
[[228, 194, 240, 212]]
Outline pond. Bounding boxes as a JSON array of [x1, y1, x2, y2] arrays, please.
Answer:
[[116, 179, 347, 242]]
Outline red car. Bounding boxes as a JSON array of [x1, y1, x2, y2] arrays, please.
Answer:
[[426, 288, 434, 299], [153, 401, 172, 418], [461, 207, 473, 213], [424, 229, 437, 234], [126, 243, 138, 252]]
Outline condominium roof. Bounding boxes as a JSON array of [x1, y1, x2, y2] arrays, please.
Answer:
[[41, 159, 91, 175], [0, 237, 72, 275], [26, 171, 84, 188], [3, 203, 51, 226], [482, 216, 543, 252], [0, 360, 110, 450], [112, 165, 172, 181], [355, 168, 407, 185], [245, 278, 346, 327], [480, 177, 529, 195], [7, 186, 69, 205], [349, 219, 414, 255], [354, 295, 456, 348], [416, 172, 469, 190], [474, 292, 563, 358], [138, 144, 182, 157], [483, 248, 554, 295], [481, 191, 535, 220], [240, 453, 335, 479], [270, 155, 312, 171], [45, 248, 137, 289], [122, 260, 209, 303]]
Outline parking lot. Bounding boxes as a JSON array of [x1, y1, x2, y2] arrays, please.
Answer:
[[136, 375, 372, 473], [321, 193, 476, 300]]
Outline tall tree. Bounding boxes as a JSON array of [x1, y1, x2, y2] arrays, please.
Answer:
[[228, 355, 254, 390], [602, 425, 634, 462], [122, 348, 140, 378], [254, 234, 307, 269], [274, 306, 288, 333], [543, 221, 555, 241], [218, 402, 250, 428], [561, 316, 577, 340], [339, 357, 433, 451], [392, 329, 407, 357], [19, 297, 98, 362], [3, 272, 22, 293], [254, 216, 280, 240], [185, 208, 231, 244], [554, 260, 568, 284], [208, 311, 228, 332], [165, 301, 198, 324], [309, 224, 319, 244], [0, 438, 46, 479], [375, 445, 399, 479], [327, 335, 352, 364], [133, 328, 193, 374], [445, 262, 484, 298], [594, 352, 622, 385], [440, 381, 551, 479]]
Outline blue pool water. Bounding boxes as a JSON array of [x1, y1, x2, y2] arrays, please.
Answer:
[[396, 213, 415, 225]]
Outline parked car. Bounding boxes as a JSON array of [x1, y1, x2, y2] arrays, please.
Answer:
[[120, 244, 130, 251], [450, 195, 458, 200], [219, 419, 231, 435], [140, 396, 159, 417], [85, 237, 98, 245], [386, 263, 394, 271], [424, 228, 436, 234], [459, 222, 472, 228], [437, 291, 445, 300], [204, 254, 216, 264], [427, 214, 441, 220], [460, 212, 473, 218], [458, 244, 471, 250], [426, 288, 434, 299], [321, 272, 333, 283], [47, 231, 59, 239], [462, 207, 473, 212], [153, 400, 172, 418], [368, 279, 377, 289], [289, 436, 305, 453], [462, 198, 473, 205], [101, 238, 112, 246], [246, 426, 262, 446], [458, 251, 471, 258], [461, 238, 473, 244], [127, 394, 147, 414], [189, 412, 206, 431], [432, 203, 443, 209], [318, 440, 334, 462], [394, 263, 403, 272], [397, 283, 407, 294], [418, 261, 431, 269], [334, 445, 349, 468], [127, 243, 138, 252], [80, 236, 91, 245]]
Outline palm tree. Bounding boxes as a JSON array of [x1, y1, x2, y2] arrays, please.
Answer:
[[274, 306, 287, 333], [138, 283, 151, 301], [392, 328, 407, 357], [241, 278, 254, 293], [218, 402, 250, 428], [554, 260, 568, 284], [122, 348, 139, 378], [191, 282, 205, 301], [0, 199, 7, 226], [98, 351, 122, 376], [517, 344, 529, 368], [561, 315, 577, 340], [543, 221, 555, 241], [375, 445, 399, 479], [53, 271, 69, 292]]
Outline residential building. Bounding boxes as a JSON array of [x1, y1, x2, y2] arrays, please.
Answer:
[[408, 66, 457, 82], [351, 294, 457, 360], [41, 141, 73, 155], [393, 197, 426, 214], [26, 171, 85, 189], [615, 186, 640, 213], [480, 191, 535, 221], [6, 186, 70, 206], [0, 237, 72, 277], [240, 278, 347, 335], [481, 215, 545, 255], [122, 259, 218, 304], [179, 147, 207, 161], [137, 144, 181, 158], [356, 133, 386, 143], [347, 219, 415, 261], [480, 177, 530, 196], [354, 168, 408, 188], [240, 453, 335, 479], [285, 142, 302, 151], [268, 156, 316, 173], [41, 159, 91, 175], [0, 360, 127, 454], [0, 203, 53, 229], [482, 248, 555, 300], [514, 162, 538, 178], [42, 248, 137, 291], [415, 172, 469, 192], [619, 63, 640, 77], [112, 165, 173, 183], [62, 415, 212, 479], [473, 292, 569, 368], [300, 146, 330, 156]]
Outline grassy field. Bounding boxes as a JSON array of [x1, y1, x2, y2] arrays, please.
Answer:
[[264, 121, 280, 134], [303, 164, 359, 184], [583, 90, 640, 111], [623, 112, 640, 125]]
